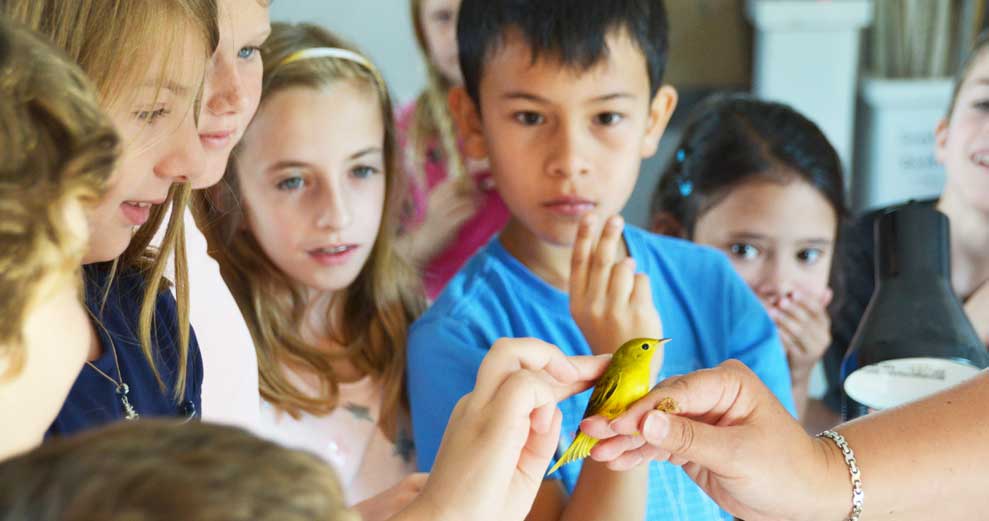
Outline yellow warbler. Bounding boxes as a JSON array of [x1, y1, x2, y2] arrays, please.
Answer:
[[547, 337, 670, 475]]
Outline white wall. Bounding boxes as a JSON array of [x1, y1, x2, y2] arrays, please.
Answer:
[[271, 1, 427, 105]]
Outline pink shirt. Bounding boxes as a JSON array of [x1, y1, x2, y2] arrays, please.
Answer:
[[396, 100, 510, 300]]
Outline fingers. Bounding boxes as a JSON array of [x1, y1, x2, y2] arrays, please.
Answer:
[[474, 338, 576, 405], [570, 214, 597, 297], [606, 257, 636, 304], [607, 361, 758, 436], [517, 408, 564, 481], [586, 215, 624, 300]]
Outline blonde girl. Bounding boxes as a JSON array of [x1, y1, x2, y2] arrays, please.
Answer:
[[398, 0, 510, 300], [3, 0, 218, 435], [195, 22, 426, 520], [0, 15, 118, 458]]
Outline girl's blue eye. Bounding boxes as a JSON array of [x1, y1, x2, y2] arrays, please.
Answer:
[[238, 46, 260, 60], [729, 243, 759, 260], [596, 112, 624, 126], [797, 248, 823, 264], [134, 108, 169, 124], [277, 177, 304, 191], [351, 166, 378, 179], [514, 112, 544, 126]]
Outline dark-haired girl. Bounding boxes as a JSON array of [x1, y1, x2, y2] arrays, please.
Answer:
[[650, 94, 847, 425]]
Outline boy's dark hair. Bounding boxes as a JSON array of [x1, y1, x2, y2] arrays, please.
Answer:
[[0, 420, 358, 521], [650, 93, 848, 239], [457, 0, 669, 104]]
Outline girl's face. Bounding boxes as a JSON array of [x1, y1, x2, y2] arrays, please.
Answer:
[[936, 50, 989, 214], [236, 82, 387, 295], [420, 0, 463, 85], [692, 177, 837, 308], [196, 0, 271, 188], [83, 32, 208, 264]]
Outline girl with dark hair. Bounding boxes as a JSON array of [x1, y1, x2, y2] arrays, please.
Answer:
[[650, 93, 847, 424]]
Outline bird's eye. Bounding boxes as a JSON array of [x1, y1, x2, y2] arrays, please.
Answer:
[[641, 343, 649, 350]]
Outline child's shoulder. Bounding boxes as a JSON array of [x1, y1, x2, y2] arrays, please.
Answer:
[[625, 225, 734, 279], [411, 239, 554, 336]]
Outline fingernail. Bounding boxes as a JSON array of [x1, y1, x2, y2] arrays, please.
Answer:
[[608, 215, 623, 228], [642, 411, 669, 443]]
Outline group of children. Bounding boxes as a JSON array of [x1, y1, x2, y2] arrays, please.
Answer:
[[2, 0, 988, 520]]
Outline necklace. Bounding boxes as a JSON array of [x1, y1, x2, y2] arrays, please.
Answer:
[[86, 312, 139, 420]]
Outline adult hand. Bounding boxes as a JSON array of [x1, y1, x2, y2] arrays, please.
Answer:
[[580, 360, 841, 521]]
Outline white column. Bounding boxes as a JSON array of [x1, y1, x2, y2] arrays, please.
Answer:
[[747, 0, 873, 180]]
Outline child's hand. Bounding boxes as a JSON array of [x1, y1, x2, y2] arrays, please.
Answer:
[[964, 280, 989, 346], [768, 289, 833, 383], [353, 472, 429, 521], [569, 214, 664, 357], [410, 176, 479, 262], [408, 338, 610, 521]]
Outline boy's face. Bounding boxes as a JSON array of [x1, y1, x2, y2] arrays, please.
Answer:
[[455, 29, 676, 247]]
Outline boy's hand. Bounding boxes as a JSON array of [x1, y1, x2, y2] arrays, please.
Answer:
[[569, 214, 663, 357]]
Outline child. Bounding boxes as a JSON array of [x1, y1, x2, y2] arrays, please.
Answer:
[[195, 22, 426, 521], [189, 0, 271, 430], [650, 94, 847, 426], [3, 0, 218, 435], [397, 0, 510, 299], [0, 15, 118, 459], [407, 1, 796, 520], [0, 341, 614, 521], [823, 31, 989, 413]]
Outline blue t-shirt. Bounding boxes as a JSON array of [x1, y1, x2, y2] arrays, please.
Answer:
[[47, 264, 203, 437], [407, 226, 795, 521]]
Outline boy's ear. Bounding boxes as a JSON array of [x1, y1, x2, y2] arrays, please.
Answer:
[[933, 117, 949, 165], [448, 87, 488, 161], [641, 85, 678, 158], [650, 210, 686, 238]]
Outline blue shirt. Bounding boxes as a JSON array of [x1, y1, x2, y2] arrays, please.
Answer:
[[47, 264, 203, 437], [407, 226, 795, 521]]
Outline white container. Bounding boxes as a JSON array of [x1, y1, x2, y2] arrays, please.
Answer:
[[853, 77, 953, 212], [747, 0, 873, 177]]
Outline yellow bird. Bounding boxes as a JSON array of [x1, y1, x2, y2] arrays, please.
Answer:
[[547, 337, 670, 475]]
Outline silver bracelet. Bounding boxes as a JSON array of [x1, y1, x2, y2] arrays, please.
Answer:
[[817, 430, 863, 521]]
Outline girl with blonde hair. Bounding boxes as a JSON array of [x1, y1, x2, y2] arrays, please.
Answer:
[[398, 0, 510, 300], [3, 0, 219, 435], [194, 22, 426, 521]]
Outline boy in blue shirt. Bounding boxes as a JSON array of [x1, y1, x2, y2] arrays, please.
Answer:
[[406, 1, 796, 519]]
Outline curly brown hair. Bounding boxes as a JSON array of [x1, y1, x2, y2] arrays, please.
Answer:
[[0, 16, 118, 378]]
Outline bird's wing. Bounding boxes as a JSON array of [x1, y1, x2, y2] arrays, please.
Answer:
[[582, 370, 621, 419]]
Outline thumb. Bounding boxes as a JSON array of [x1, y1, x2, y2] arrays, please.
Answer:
[[640, 409, 738, 473]]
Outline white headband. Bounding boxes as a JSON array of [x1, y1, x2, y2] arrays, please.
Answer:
[[278, 47, 385, 90]]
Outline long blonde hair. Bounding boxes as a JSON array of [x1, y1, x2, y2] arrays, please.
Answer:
[[3, 0, 220, 400], [193, 23, 425, 436], [0, 16, 118, 378], [408, 0, 466, 183]]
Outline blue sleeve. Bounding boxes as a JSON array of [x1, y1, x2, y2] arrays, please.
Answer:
[[407, 316, 488, 471], [721, 261, 798, 417]]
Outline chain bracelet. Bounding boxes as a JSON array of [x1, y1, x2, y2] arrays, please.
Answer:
[[817, 430, 863, 521]]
